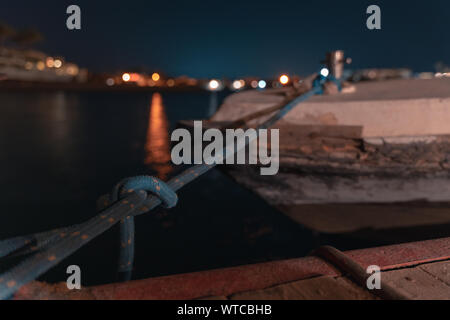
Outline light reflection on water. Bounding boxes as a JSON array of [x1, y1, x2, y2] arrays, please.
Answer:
[[144, 93, 172, 180]]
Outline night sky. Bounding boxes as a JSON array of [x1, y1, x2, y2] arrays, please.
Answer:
[[1, 0, 449, 78]]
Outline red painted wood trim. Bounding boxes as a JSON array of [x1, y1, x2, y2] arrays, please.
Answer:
[[86, 237, 450, 300], [15, 237, 450, 300]]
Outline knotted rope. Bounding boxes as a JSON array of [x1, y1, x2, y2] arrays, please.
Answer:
[[109, 176, 178, 281]]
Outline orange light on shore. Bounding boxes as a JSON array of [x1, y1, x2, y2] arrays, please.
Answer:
[[36, 61, 45, 70], [130, 73, 141, 81], [46, 57, 54, 68], [152, 72, 160, 81], [122, 73, 131, 82], [166, 79, 175, 87], [279, 74, 289, 85]]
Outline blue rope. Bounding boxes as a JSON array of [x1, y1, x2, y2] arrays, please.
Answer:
[[0, 71, 336, 299], [0, 177, 177, 299], [109, 176, 178, 281]]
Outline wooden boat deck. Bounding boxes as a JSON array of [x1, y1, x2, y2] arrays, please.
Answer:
[[179, 87, 450, 235]]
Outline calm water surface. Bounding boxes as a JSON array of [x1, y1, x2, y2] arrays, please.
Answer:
[[0, 89, 420, 285]]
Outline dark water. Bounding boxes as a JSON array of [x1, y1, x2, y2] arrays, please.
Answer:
[[0, 89, 425, 286]]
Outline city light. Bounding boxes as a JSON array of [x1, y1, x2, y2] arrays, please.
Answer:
[[320, 68, 329, 77], [66, 65, 79, 76], [130, 73, 141, 82], [250, 80, 258, 88], [208, 79, 220, 90], [232, 79, 243, 90], [279, 74, 289, 85], [54, 59, 62, 68], [106, 78, 115, 86], [152, 72, 160, 81], [166, 79, 175, 87], [122, 73, 131, 82], [46, 57, 54, 68], [36, 61, 45, 70], [258, 80, 266, 89]]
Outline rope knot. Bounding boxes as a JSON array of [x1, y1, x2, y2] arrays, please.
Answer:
[[111, 175, 178, 210]]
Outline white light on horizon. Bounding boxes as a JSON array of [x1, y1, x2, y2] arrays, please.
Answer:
[[232, 80, 243, 90], [320, 68, 329, 77], [258, 80, 266, 89], [279, 74, 289, 85], [122, 73, 131, 82], [106, 78, 115, 86], [208, 79, 220, 90], [54, 59, 62, 68]]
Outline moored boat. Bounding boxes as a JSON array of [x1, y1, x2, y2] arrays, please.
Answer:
[[179, 54, 450, 236]]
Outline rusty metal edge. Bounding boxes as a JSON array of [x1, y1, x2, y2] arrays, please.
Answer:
[[15, 236, 450, 300]]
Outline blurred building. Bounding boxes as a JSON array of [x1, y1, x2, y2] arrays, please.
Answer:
[[0, 47, 86, 83]]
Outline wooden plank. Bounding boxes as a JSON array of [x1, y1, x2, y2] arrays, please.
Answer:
[[383, 264, 450, 300], [203, 264, 450, 300], [14, 237, 450, 300], [278, 123, 363, 139], [419, 261, 450, 286], [228, 276, 376, 300], [215, 263, 450, 300]]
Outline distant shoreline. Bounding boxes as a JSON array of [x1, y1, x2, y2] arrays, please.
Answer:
[[0, 80, 207, 93]]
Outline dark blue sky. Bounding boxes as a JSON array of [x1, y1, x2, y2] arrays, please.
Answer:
[[1, 0, 449, 78]]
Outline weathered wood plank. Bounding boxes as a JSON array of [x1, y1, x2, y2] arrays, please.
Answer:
[[419, 261, 450, 286], [228, 276, 377, 300], [383, 264, 450, 300], [214, 263, 450, 300], [14, 238, 450, 300]]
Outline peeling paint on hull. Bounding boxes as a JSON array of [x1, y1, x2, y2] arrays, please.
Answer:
[[227, 167, 450, 204]]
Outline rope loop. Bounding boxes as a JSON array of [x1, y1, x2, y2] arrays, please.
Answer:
[[112, 175, 178, 210]]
